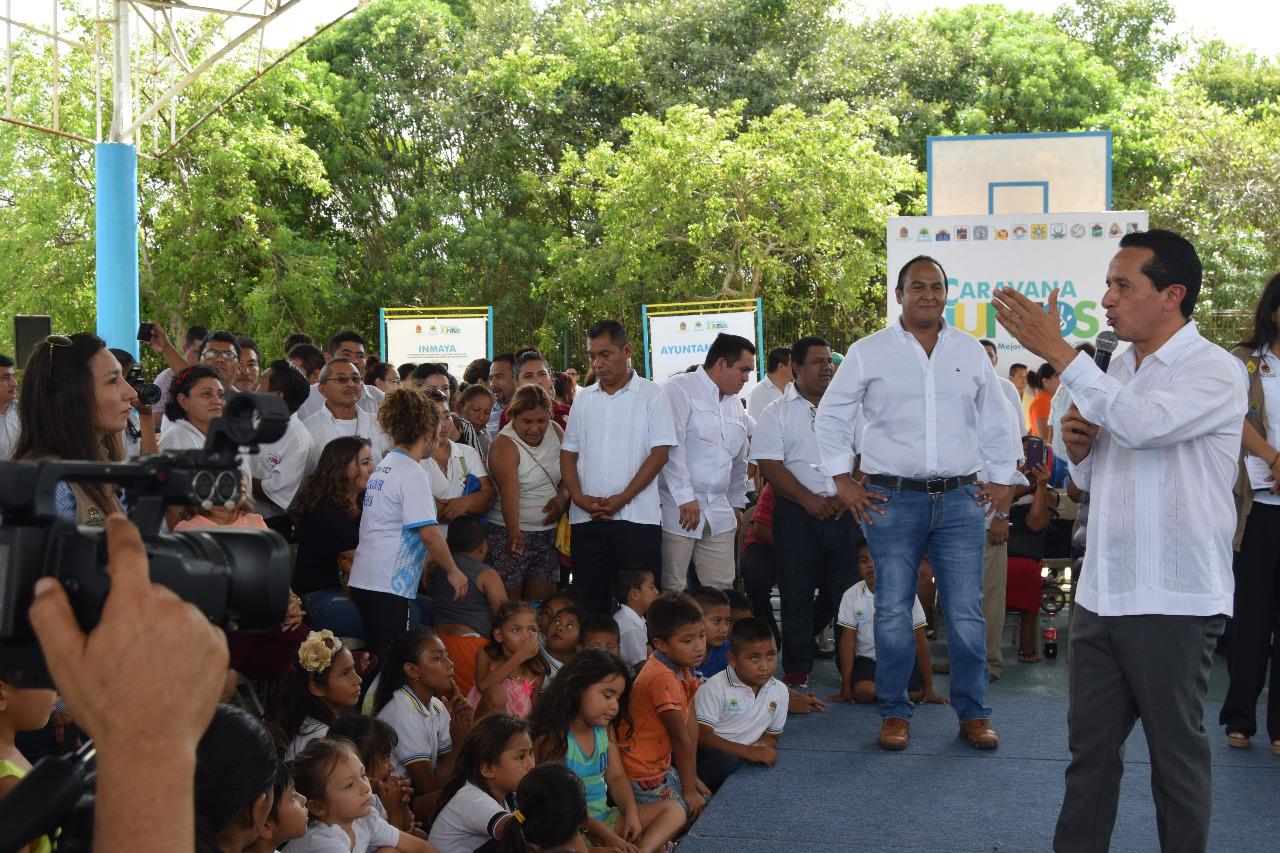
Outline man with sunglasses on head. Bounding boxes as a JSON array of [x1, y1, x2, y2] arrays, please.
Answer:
[[302, 357, 388, 473]]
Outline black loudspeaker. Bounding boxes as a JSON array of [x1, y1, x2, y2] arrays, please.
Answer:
[[13, 315, 53, 365]]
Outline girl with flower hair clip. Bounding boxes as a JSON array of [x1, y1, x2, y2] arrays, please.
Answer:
[[269, 629, 363, 759]]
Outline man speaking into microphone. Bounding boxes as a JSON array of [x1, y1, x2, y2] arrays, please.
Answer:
[[993, 230, 1245, 853]]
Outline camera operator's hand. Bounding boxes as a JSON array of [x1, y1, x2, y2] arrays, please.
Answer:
[[28, 513, 229, 853]]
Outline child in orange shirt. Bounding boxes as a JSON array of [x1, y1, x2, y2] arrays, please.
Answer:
[[617, 593, 710, 820]]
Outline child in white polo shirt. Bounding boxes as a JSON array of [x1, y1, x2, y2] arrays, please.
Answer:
[[693, 617, 789, 792], [829, 540, 945, 706]]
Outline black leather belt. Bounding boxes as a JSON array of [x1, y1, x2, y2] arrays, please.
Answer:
[[864, 473, 978, 495]]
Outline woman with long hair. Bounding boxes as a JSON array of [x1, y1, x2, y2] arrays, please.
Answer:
[[14, 332, 135, 524], [1222, 271, 1280, 756]]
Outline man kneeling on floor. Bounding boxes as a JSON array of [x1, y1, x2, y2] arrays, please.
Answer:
[[693, 617, 791, 792], [828, 540, 947, 744]]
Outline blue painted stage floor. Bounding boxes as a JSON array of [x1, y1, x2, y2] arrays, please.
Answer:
[[679, 612, 1279, 852]]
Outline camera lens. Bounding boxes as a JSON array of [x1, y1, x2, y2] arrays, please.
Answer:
[[137, 383, 162, 406], [213, 471, 239, 505]]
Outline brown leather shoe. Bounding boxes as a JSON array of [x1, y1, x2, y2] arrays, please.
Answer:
[[878, 717, 910, 751], [960, 718, 999, 749]]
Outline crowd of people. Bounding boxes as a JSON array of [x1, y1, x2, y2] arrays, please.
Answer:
[[0, 228, 1277, 853]]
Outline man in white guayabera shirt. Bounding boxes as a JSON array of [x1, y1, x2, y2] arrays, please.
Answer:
[[994, 228, 1245, 853], [658, 332, 754, 593]]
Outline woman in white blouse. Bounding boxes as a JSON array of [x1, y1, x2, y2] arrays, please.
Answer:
[[158, 365, 225, 453], [422, 389, 496, 539]]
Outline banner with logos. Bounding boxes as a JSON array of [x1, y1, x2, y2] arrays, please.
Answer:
[[643, 299, 763, 397], [381, 307, 493, 377], [886, 211, 1148, 365]]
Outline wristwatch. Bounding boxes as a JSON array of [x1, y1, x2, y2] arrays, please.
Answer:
[[993, 511, 1010, 522]]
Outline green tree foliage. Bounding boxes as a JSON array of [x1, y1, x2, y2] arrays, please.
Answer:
[[1054, 0, 1180, 86], [542, 101, 921, 339]]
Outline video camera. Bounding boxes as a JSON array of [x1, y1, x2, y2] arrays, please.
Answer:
[[0, 391, 294, 686]]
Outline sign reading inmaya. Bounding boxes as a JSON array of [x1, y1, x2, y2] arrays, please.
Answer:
[[382, 307, 492, 377], [886, 211, 1148, 365], [644, 299, 762, 396]]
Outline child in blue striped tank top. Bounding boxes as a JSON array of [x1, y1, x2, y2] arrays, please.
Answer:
[[529, 648, 685, 853]]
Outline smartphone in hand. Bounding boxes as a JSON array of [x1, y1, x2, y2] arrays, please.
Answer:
[[136, 322, 154, 343], [1023, 436, 1045, 470]]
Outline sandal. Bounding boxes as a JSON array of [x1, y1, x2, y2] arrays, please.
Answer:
[[1017, 650, 1041, 663], [1226, 731, 1251, 749]]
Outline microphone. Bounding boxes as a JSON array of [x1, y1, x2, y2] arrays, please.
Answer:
[[1094, 331, 1118, 374]]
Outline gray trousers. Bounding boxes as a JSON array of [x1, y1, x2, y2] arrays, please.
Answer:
[[1054, 605, 1224, 853], [983, 537, 1008, 677]]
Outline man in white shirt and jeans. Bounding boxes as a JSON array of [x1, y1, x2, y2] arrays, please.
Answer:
[[561, 320, 678, 613], [995, 229, 1244, 853], [659, 333, 754, 592], [816, 255, 1020, 752]]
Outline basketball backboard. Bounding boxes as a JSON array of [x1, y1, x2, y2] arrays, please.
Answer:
[[926, 131, 1112, 216]]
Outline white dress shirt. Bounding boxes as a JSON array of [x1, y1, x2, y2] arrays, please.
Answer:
[[251, 412, 315, 516], [750, 383, 851, 497], [298, 381, 382, 420], [1048, 383, 1074, 461], [561, 370, 678, 525], [659, 367, 750, 538], [1064, 321, 1245, 617], [745, 377, 787, 421], [303, 404, 388, 472], [0, 402, 19, 459], [816, 320, 1021, 485]]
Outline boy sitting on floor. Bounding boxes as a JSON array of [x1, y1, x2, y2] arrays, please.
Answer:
[[829, 540, 946, 707], [692, 587, 732, 680], [693, 617, 789, 793], [618, 593, 710, 820]]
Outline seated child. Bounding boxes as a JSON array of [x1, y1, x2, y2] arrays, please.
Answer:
[[286, 737, 431, 852], [725, 589, 754, 627], [501, 763, 593, 853], [0, 670, 58, 853], [693, 617, 788, 793], [428, 715, 533, 853], [247, 761, 309, 853], [471, 602, 548, 720], [536, 588, 583, 635], [430, 518, 508, 696], [691, 588, 731, 680], [270, 630, 363, 760], [530, 648, 684, 853], [612, 567, 660, 673], [540, 605, 583, 683], [829, 540, 943, 707], [617, 593, 709, 820], [578, 613, 622, 658], [327, 715, 416, 834], [372, 627, 474, 823]]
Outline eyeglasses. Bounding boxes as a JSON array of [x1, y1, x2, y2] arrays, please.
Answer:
[[325, 376, 362, 385], [201, 349, 239, 361]]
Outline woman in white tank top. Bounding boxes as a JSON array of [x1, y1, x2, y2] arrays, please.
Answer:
[[485, 385, 568, 602]]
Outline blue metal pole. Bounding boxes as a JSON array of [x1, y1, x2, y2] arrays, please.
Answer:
[[640, 304, 651, 378], [95, 142, 139, 356], [378, 306, 386, 361], [486, 305, 494, 359]]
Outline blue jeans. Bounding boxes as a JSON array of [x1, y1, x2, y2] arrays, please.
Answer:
[[302, 588, 436, 640], [861, 481, 990, 723]]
